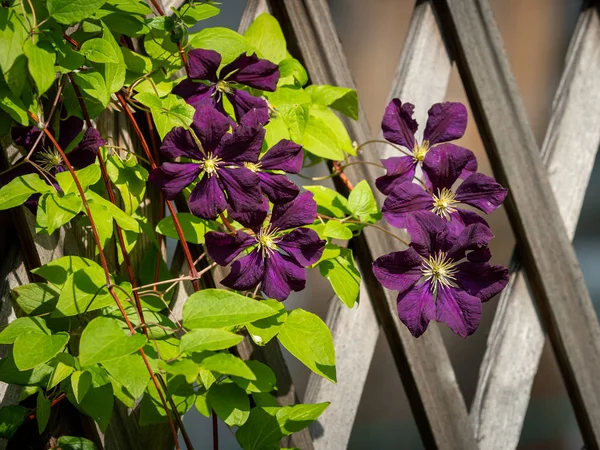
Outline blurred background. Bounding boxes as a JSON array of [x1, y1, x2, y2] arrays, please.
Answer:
[[182, 0, 596, 448]]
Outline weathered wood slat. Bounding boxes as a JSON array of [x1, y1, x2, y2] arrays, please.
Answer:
[[434, 0, 600, 447], [470, 4, 600, 449], [270, 1, 479, 448]]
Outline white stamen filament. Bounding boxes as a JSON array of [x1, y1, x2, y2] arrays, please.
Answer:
[[431, 187, 458, 220], [421, 251, 458, 293]]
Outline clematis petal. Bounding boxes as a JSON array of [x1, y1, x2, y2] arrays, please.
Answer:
[[381, 99, 418, 149], [448, 222, 493, 261], [191, 104, 231, 152], [396, 282, 436, 338], [239, 108, 270, 128], [226, 90, 270, 123], [228, 195, 269, 231], [149, 163, 201, 199], [423, 102, 468, 145], [270, 191, 317, 231], [455, 261, 509, 301], [187, 48, 221, 81], [447, 208, 490, 236], [257, 172, 299, 204], [188, 174, 227, 219], [218, 167, 263, 213], [435, 286, 482, 338], [375, 156, 417, 195], [405, 211, 449, 257], [372, 248, 423, 293], [57, 116, 85, 150], [262, 251, 306, 301], [382, 182, 433, 229], [67, 128, 104, 169], [455, 173, 508, 214], [221, 52, 279, 91], [422, 144, 477, 191], [221, 248, 265, 292], [12, 126, 42, 151], [161, 127, 201, 160], [259, 140, 303, 173], [277, 228, 325, 266], [173, 80, 216, 109], [216, 121, 265, 163], [205, 230, 256, 265]]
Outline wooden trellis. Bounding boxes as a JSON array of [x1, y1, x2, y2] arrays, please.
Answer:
[[2, 0, 600, 449]]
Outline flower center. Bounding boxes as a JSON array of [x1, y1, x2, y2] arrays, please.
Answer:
[[431, 187, 458, 220], [36, 148, 63, 172], [202, 154, 221, 176], [243, 161, 261, 173], [421, 251, 457, 292], [412, 140, 430, 162], [215, 80, 233, 94], [256, 226, 279, 257]]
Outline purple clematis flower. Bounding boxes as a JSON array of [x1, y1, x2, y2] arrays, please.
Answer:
[[173, 49, 279, 123], [373, 212, 508, 337], [149, 105, 265, 220], [1, 116, 104, 210], [382, 145, 508, 233], [205, 192, 325, 301], [377, 99, 476, 195]]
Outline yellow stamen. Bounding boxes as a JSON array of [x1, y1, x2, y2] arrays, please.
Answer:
[[215, 80, 233, 94], [256, 226, 279, 258], [202, 153, 222, 176], [243, 161, 261, 173], [36, 148, 62, 171], [431, 187, 458, 220], [421, 251, 458, 292], [412, 140, 430, 162]]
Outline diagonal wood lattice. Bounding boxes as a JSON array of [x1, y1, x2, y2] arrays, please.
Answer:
[[1, 0, 600, 449]]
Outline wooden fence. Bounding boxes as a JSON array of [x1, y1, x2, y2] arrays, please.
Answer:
[[2, 0, 600, 449]]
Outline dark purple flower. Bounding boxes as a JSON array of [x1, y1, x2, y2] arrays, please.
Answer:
[[1, 117, 104, 210], [376, 99, 476, 194], [149, 105, 265, 220], [372, 213, 508, 337], [205, 192, 325, 301], [381, 145, 508, 233], [173, 49, 279, 123]]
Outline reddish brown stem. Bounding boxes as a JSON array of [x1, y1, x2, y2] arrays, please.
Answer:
[[27, 110, 181, 450], [332, 161, 354, 191], [219, 213, 236, 233], [26, 393, 66, 422], [177, 42, 190, 78]]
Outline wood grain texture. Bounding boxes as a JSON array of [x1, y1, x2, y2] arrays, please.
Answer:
[[434, 0, 600, 447], [269, 1, 479, 448], [470, 5, 600, 449]]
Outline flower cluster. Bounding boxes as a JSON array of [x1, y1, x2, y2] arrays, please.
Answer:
[[150, 50, 325, 301], [372, 100, 509, 337]]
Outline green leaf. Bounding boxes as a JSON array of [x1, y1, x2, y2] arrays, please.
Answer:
[[322, 220, 353, 240], [31, 255, 99, 288], [13, 332, 69, 371], [0, 74, 28, 125], [139, 376, 195, 425], [195, 391, 211, 417], [103, 0, 152, 15], [86, 190, 141, 232], [44, 192, 82, 235], [100, 22, 126, 94], [156, 213, 218, 244], [278, 58, 308, 87], [183, 289, 278, 329], [347, 180, 380, 223], [47, 0, 106, 24], [278, 309, 336, 382], [53, 266, 115, 317], [63, 71, 109, 120], [55, 164, 101, 195], [279, 103, 309, 143], [303, 185, 351, 218], [245, 300, 287, 346], [0, 174, 53, 210], [0, 9, 28, 75], [180, 329, 243, 354], [23, 40, 57, 95], [0, 405, 27, 440], [319, 247, 361, 308], [0, 354, 53, 386], [306, 104, 354, 157], [70, 366, 113, 432], [57, 436, 98, 450], [231, 360, 276, 393], [102, 354, 149, 402], [47, 353, 77, 390], [135, 92, 195, 139], [207, 383, 250, 426], [178, 3, 220, 26], [71, 370, 93, 404], [158, 359, 198, 384], [105, 155, 147, 215], [306, 85, 359, 120], [12, 282, 59, 316], [244, 13, 287, 63], [79, 38, 120, 63], [79, 317, 146, 366], [276, 402, 329, 435], [198, 353, 255, 380], [236, 407, 282, 450], [301, 109, 344, 161], [189, 27, 250, 65], [121, 47, 152, 73], [0, 317, 50, 344]]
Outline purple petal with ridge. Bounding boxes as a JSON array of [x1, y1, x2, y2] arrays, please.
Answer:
[[57, 116, 85, 150], [270, 191, 317, 231], [67, 128, 103, 169], [372, 248, 422, 293], [423, 102, 467, 145], [405, 211, 449, 257], [435, 286, 481, 338], [455, 261, 509, 301], [447, 208, 490, 236], [259, 140, 303, 173], [205, 230, 256, 265], [277, 228, 325, 266], [381, 99, 418, 149], [173, 80, 215, 107], [382, 182, 433, 229], [226, 90, 270, 123], [187, 48, 221, 81], [228, 195, 269, 231], [375, 156, 416, 195], [149, 163, 201, 199], [216, 122, 265, 163], [262, 251, 306, 301], [221, 248, 265, 292], [221, 52, 279, 91], [455, 173, 508, 214], [257, 172, 299, 204], [219, 167, 263, 212], [161, 127, 202, 160], [422, 144, 477, 191], [191, 105, 231, 154], [188, 174, 227, 219], [448, 222, 493, 261], [396, 282, 436, 338], [12, 126, 41, 151]]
